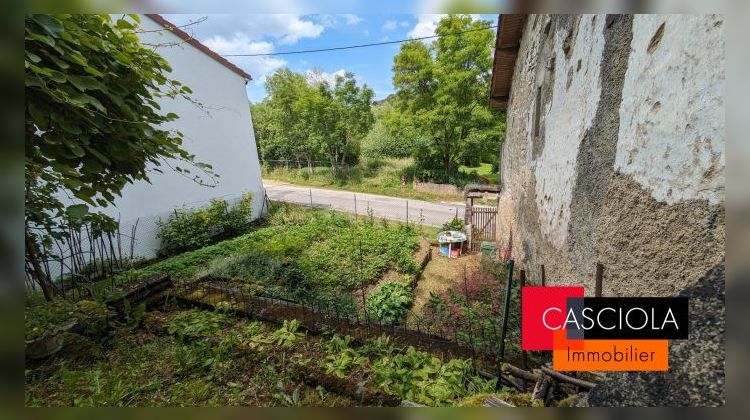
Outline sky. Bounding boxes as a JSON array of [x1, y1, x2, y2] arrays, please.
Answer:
[[163, 14, 498, 103]]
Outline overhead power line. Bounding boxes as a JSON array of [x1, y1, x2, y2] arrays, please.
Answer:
[[221, 24, 499, 57]]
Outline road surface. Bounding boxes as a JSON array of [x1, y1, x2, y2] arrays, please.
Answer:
[[264, 180, 465, 227]]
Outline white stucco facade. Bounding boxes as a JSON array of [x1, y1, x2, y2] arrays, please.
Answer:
[[615, 14, 725, 205], [534, 14, 606, 248], [102, 16, 265, 258]]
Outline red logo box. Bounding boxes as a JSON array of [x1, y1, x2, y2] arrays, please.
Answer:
[[521, 286, 584, 350]]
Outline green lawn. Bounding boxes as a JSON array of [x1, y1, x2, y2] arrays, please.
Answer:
[[458, 163, 497, 183]]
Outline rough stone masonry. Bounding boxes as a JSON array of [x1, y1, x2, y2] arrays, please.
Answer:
[[494, 14, 725, 405]]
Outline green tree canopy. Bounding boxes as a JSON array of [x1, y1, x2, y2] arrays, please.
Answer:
[[361, 98, 425, 159], [25, 14, 211, 299], [392, 14, 505, 180], [252, 68, 374, 167]]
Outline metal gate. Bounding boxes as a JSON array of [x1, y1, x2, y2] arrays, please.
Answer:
[[469, 206, 497, 253]]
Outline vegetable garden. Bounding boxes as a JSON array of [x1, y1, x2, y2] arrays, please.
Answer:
[[25, 203, 597, 407]]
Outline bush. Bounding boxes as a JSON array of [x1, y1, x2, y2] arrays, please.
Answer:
[[366, 280, 413, 324], [372, 346, 495, 406], [167, 309, 231, 339], [156, 193, 253, 256], [440, 217, 464, 232]]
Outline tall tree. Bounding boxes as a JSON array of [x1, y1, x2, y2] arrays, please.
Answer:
[[253, 69, 373, 168], [25, 14, 212, 299], [392, 15, 504, 179]]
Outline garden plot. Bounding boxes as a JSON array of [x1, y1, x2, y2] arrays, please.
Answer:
[[26, 304, 509, 407], [131, 207, 422, 311]]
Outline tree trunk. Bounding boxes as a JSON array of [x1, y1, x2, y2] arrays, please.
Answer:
[[25, 231, 56, 301]]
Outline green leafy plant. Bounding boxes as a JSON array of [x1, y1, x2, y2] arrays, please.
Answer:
[[440, 217, 464, 232], [167, 309, 231, 340], [268, 319, 304, 348], [156, 194, 252, 256], [372, 347, 495, 406], [361, 334, 401, 358], [323, 350, 367, 379], [320, 335, 368, 378], [25, 14, 215, 300], [273, 387, 301, 407], [366, 280, 413, 324]]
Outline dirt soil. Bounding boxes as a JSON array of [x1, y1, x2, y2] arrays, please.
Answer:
[[412, 252, 482, 315]]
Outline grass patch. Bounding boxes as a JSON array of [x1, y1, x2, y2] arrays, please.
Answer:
[[264, 158, 466, 202], [458, 163, 497, 183]]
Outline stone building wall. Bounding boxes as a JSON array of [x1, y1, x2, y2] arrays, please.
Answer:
[[498, 14, 725, 297]]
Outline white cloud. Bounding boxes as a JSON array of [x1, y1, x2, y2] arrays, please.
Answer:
[[407, 14, 446, 39], [379, 35, 390, 42], [315, 14, 363, 28], [400, 21, 410, 28], [343, 14, 363, 25], [165, 14, 324, 45], [407, 14, 483, 42], [306, 68, 347, 87], [203, 35, 286, 83], [382, 20, 398, 31]]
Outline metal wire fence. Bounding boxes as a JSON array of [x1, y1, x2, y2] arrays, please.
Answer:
[[264, 185, 467, 228]]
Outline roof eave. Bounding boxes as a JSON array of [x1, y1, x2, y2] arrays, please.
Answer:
[[488, 14, 527, 110], [144, 14, 252, 82]]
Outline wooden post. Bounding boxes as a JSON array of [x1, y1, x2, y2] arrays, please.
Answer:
[[594, 262, 604, 297], [540, 264, 546, 287], [309, 188, 314, 208]]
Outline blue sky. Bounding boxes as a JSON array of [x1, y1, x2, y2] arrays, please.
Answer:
[[164, 14, 497, 103]]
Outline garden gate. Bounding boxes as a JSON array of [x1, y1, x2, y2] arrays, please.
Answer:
[[463, 184, 500, 253], [469, 206, 498, 253]]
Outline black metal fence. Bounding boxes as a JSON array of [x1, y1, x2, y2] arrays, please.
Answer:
[[169, 258, 532, 374]]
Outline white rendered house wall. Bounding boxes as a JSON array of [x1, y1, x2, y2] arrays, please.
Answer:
[[100, 16, 265, 259]]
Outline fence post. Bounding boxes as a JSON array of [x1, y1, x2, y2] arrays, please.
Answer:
[[519, 269, 528, 372], [462, 264, 477, 371], [309, 188, 313, 209], [359, 240, 367, 323], [496, 259, 514, 390], [594, 262, 604, 297], [406, 200, 409, 226], [354, 194, 358, 221], [541, 264, 546, 287]]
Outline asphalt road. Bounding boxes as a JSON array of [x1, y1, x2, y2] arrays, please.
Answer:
[[264, 180, 465, 227]]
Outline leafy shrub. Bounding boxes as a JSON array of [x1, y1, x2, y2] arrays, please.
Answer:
[[360, 334, 401, 358], [268, 319, 304, 348], [422, 261, 521, 355], [320, 335, 368, 378], [156, 193, 253, 256], [440, 217, 464, 232], [167, 309, 231, 339], [366, 280, 413, 324], [372, 346, 495, 406]]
